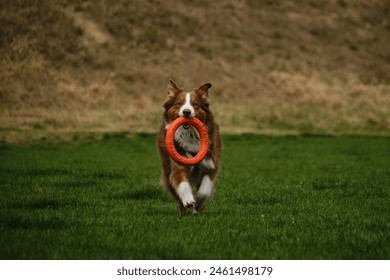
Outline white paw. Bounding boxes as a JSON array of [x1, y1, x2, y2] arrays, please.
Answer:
[[177, 181, 195, 208], [182, 196, 195, 208]]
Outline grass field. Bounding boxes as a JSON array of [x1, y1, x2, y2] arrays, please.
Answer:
[[1, 134, 389, 259]]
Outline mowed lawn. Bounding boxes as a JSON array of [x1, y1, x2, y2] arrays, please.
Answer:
[[0, 134, 389, 259]]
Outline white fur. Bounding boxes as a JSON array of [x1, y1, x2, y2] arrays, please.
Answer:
[[177, 181, 195, 207], [185, 152, 193, 158], [165, 122, 170, 130], [201, 157, 215, 170], [197, 175, 214, 199], [174, 125, 200, 153], [195, 175, 214, 211], [179, 93, 195, 117]]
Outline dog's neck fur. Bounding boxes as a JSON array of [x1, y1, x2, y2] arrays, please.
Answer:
[[174, 125, 200, 153]]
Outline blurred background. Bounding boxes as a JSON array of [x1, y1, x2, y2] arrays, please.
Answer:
[[1, 0, 389, 142]]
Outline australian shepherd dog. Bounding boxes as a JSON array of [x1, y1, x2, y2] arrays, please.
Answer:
[[157, 79, 222, 214]]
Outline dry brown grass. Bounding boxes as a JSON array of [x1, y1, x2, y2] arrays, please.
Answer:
[[1, 0, 389, 142]]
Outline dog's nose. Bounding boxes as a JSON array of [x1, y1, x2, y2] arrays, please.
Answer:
[[183, 109, 191, 118]]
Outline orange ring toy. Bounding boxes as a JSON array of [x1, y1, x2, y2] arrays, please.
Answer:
[[165, 117, 209, 166]]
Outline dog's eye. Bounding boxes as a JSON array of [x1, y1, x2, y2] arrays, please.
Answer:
[[193, 102, 199, 108], [175, 101, 183, 106]]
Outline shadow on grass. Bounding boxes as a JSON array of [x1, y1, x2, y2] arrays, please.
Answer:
[[9, 198, 69, 210], [4, 215, 68, 230], [108, 187, 168, 202], [86, 170, 127, 180], [231, 194, 283, 206], [52, 179, 100, 188], [312, 179, 353, 191], [0, 167, 74, 177]]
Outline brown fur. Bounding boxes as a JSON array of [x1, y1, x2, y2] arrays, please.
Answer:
[[157, 79, 222, 214]]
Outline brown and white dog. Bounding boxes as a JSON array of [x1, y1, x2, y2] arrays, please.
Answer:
[[157, 79, 222, 214]]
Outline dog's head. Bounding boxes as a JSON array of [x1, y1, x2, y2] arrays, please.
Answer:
[[163, 79, 212, 128]]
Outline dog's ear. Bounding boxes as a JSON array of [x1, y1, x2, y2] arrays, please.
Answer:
[[163, 79, 179, 109], [167, 78, 180, 97], [196, 83, 212, 97], [196, 83, 212, 109]]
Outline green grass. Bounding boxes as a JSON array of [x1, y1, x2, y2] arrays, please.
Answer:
[[1, 134, 390, 259], [137, 30, 158, 45]]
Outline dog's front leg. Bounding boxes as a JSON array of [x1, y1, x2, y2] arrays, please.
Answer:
[[169, 163, 195, 210], [194, 175, 215, 213]]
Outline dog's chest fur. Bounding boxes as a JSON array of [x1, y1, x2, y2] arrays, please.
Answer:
[[174, 126, 200, 154]]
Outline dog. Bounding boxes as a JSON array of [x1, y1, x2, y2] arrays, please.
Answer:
[[157, 79, 222, 214]]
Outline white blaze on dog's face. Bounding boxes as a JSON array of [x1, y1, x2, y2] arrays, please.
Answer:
[[163, 80, 211, 127], [178, 93, 195, 118]]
